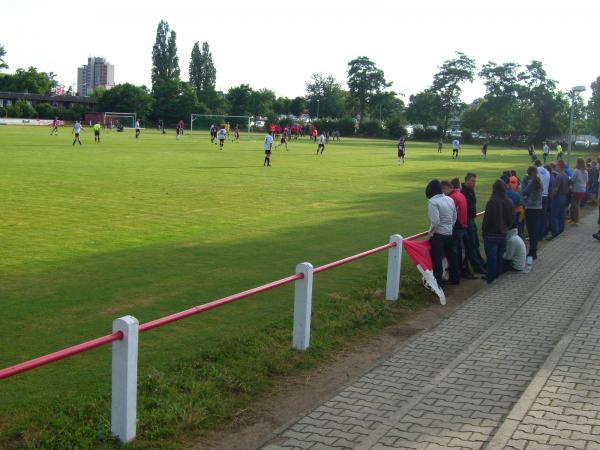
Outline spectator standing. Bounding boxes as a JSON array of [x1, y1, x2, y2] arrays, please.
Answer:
[[522, 166, 543, 260], [550, 160, 570, 238], [535, 160, 551, 239], [426, 179, 457, 287], [569, 157, 589, 224], [461, 173, 486, 275], [481, 180, 513, 283], [446, 179, 468, 284]]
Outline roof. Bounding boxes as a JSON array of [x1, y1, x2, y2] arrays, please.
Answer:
[[0, 91, 96, 104]]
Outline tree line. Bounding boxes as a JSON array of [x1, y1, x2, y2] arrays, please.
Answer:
[[0, 29, 599, 143]]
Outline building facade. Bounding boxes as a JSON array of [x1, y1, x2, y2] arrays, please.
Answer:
[[77, 57, 115, 96]]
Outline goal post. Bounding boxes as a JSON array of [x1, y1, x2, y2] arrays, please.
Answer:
[[190, 114, 252, 139], [104, 112, 137, 130]]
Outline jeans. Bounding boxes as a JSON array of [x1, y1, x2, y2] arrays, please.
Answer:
[[449, 228, 465, 283], [550, 193, 567, 237], [484, 236, 506, 284], [463, 218, 486, 273], [525, 209, 543, 258], [539, 196, 548, 238], [430, 233, 452, 286]]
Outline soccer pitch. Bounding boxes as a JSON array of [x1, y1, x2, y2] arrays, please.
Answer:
[[0, 125, 535, 445]]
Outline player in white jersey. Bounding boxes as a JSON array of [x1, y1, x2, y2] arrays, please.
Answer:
[[218, 126, 226, 149], [452, 139, 460, 159], [316, 132, 326, 155], [264, 131, 273, 166], [135, 120, 141, 139], [72, 120, 83, 146]]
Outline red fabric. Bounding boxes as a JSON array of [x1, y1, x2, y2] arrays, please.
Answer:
[[402, 239, 433, 270], [449, 189, 467, 229]]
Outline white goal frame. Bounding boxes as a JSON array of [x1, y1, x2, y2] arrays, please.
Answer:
[[190, 114, 252, 138], [104, 112, 137, 129]]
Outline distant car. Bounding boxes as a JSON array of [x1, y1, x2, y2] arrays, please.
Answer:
[[448, 129, 462, 138]]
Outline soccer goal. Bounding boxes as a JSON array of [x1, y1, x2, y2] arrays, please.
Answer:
[[104, 112, 137, 130], [190, 114, 252, 139]]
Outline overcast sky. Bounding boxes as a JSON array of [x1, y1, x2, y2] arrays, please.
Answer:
[[2, 0, 598, 102]]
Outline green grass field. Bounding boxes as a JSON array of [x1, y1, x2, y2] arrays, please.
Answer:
[[0, 125, 562, 447]]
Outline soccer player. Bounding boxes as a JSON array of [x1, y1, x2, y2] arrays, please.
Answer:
[[316, 131, 326, 155], [72, 120, 83, 146], [263, 130, 273, 166], [481, 140, 489, 159], [275, 132, 288, 150], [437, 138, 443, 153], [542, 141, 550, 163], [176, 119, 184, 140], [234, 125, 240, 143], [397, 137, 406, 164], [93, 121, 101, 143], [225, 122, 231, 141], [452, 138, 460, 159], [135, 120, 141, 139], [210, 124, 218, 144], [50, 117, 59, 136], [527, 143, 536, 162], [218, 125, 226, 149]]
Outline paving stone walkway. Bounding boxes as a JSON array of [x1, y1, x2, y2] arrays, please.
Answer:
[[262, 212, 600, 450]]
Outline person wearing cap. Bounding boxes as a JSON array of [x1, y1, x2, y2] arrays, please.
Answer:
[[549, 160, 570, 238]]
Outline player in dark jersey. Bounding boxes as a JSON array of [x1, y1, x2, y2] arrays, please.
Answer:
[[397, 137, 406, 164]]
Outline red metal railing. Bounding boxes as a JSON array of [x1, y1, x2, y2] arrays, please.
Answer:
[[0, 214, 483, 381]]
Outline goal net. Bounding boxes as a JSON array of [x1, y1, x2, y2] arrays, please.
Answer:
[[104, 112, 137, 130], [190, 114, 252, 139]]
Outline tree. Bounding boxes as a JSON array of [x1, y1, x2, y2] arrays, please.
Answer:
[[0, 43, 8, 70], [189, 42, 203, 99], [305, 74, 347, 118], [519, 61, 567, 142], [406, 91, 443, 126], [289, 96, 306, 116], [588, 76, 600, 137], [369, 91, 405, 122], [189, 41, 217, 111], [249, 88, 275, 116], [226, 84, 253, 115], [97, 83, 153, 120], [0, 67, 57, 94], [151, 80, 198, 125], [346, 57, 390, 122], [430, 52, 476, 137], [151, 20, 180, 87]]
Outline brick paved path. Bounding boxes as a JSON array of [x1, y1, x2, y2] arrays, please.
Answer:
[[262, 213, 600, 449]]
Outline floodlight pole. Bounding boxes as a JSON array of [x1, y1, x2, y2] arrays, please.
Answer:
[[316, 99, 320, 119], [566, 85, 586, 168]]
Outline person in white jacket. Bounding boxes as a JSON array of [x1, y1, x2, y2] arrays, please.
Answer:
[[503, 227, 526, 272], [426, 179, 457, 286]]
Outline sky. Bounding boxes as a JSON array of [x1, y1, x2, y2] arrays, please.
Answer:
[[2, 0, 598, 103]]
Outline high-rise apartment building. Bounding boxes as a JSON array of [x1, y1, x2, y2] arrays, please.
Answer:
[[77, 57, 115, 96]]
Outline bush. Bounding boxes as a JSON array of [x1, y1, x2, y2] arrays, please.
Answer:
[[412, 126, 440, 141], [7, 100, 37, 118], [357, 120, 384, 137], [385, 117, 407, 139], [335, 118, 356, 136], [35, 102, 55, 119]]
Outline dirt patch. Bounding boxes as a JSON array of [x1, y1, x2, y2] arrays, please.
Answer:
[[190, 278, 485, 450]]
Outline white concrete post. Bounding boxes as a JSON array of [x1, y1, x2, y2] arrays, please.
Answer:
[[293, 262, 314, 351], [111, 315, 139, 443], [385, 234, 403, 301]]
